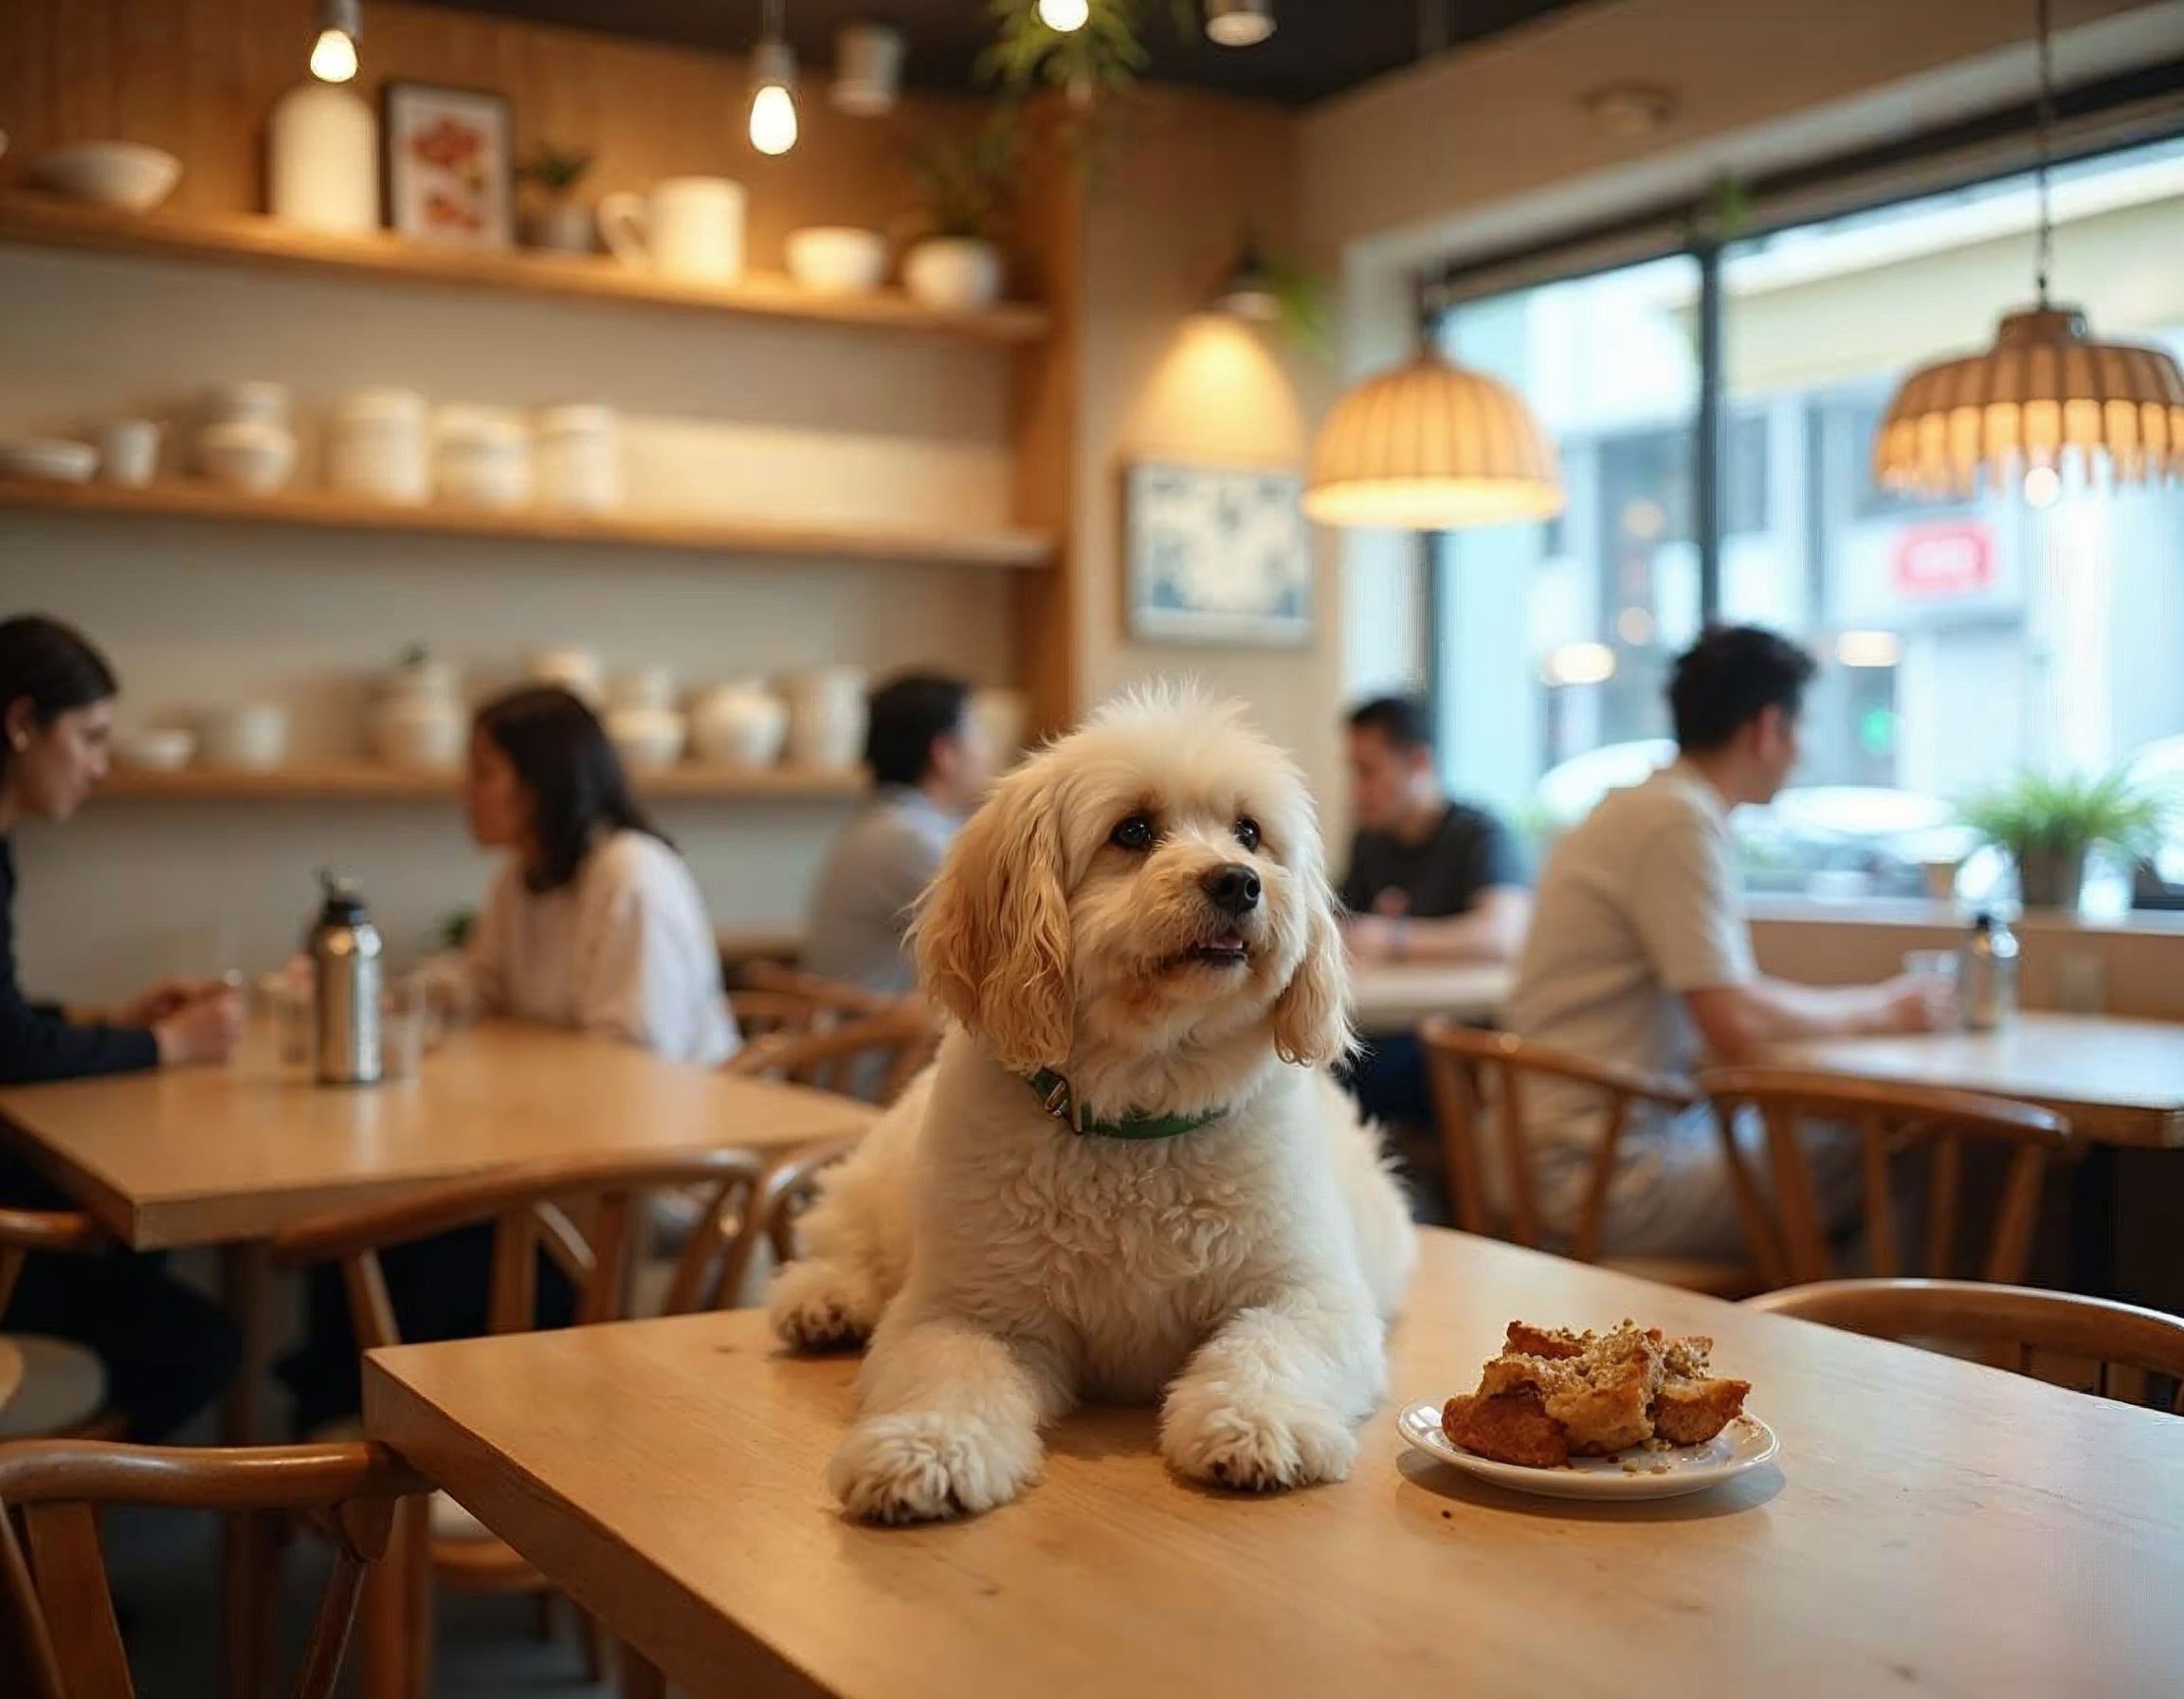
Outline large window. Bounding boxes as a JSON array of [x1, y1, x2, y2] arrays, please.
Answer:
[[1429, 136, 2184, 898]]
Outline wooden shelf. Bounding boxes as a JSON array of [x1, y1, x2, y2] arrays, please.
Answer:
[[0, 194, 1049, 343], [0, 479, 1055, 570], [97, 763, 864, 803]]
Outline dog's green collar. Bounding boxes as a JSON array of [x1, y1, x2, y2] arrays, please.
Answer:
[[1027, 1069, 1226, 1142]]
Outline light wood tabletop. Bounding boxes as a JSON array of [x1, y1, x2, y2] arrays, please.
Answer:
[[0, 1337, 21, 1415], [0, 1019, 876, 1250], [1768, 1012, 2184, 1149], [1350, 961, 1511, 1032], [364, 1228, 2184, 1699]]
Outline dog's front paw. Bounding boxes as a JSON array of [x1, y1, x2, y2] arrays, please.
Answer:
[[768, 1258, 879, 1352], [1159, 1388, 1358, 1492], [828, 1413, 1042, 1524]]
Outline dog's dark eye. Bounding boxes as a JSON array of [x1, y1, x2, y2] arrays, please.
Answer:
[[1109, 813, 1156, 851], [1233, 816, 1263, 853]]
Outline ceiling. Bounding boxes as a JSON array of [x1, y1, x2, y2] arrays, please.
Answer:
[[410, 1, 1595, 106]]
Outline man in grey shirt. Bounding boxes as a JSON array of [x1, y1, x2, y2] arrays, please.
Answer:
[[1509, 626, 1948, 1257], [802, 671, 993, 996]]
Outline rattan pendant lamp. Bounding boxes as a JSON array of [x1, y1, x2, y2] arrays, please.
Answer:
[[1872, 0, 2184, 501], [1301, 3, 1565, 530]]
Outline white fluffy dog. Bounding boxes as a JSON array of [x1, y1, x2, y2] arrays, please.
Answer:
[[768, 689, 1416, 1523]]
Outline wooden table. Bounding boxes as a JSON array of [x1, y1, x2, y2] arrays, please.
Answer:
[[365, 1229, 2184, 1698], [1350, 961, 1511, 1031], [1769, 1012, 2184, 1149], [0, 1019, 873, 1249]]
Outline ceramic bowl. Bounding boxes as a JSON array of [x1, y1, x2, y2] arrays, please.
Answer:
[[114, 727, 196, 772], [195, 420, 297, 493], [32, 141, 182, 212], [785, 227, 888, 296], [607, 706, 686, 773], [0, 438, 99, 484], [196, 703, 288, 771]]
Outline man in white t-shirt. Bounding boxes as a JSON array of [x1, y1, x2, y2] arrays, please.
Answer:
[[1507, 625, 1949, 1258]]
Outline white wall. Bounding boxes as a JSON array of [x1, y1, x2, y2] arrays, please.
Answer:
[[0, 247, 1019, 1000]]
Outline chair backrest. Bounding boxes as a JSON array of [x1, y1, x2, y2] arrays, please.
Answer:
[[1417, 1017, 1698, 1261], [266, 1149, 768, 1346], [701, 1135, 866, 1312], [0, 1210, 106, 1314], [0, 1438, 423, 1699], [728, 1003, 939, 1105], [1747, 1278, 2184, 1415], [1700, 1067, 2069, 1288]]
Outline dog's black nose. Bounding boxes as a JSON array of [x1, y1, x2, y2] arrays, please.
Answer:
[[1202, 863, 1262, 916]]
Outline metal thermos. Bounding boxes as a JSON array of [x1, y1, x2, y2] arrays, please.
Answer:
[[309, 870, 383, 1084], [1960, 910, 2018, 1032]]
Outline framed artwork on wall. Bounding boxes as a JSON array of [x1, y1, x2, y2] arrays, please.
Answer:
[[384, 82, 514, 247], [1124, 460, 1312, 647]]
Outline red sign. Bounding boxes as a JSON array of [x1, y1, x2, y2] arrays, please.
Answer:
[[1891, 521, 1995, 598]]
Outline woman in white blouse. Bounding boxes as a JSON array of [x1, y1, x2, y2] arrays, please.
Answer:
[[462, 685, 737, 1067]]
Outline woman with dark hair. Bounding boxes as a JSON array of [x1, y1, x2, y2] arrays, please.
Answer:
[[0, 615, 244, 1081], [0, 614, 240, 1441], [459, 685, 737, 1066]]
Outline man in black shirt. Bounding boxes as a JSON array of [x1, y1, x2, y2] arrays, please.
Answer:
[[1339, 697, 1530, 965]]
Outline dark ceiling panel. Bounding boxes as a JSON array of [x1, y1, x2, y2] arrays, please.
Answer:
[[402, 1, 1593, 107]]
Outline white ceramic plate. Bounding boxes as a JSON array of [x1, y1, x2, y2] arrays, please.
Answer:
[[0, 438, 99, 484], [1396, 1398, 1779, 1501]]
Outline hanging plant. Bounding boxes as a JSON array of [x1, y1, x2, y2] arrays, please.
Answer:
[[978, 0, 1180, 108]]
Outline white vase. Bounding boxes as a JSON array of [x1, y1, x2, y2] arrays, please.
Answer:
[[606, 705, 685, 773], [782, 667, 866, 772], [690, 683, 788, 770], [903, 238, 1002, 312], [372, 660, 465, 771], [268, 81, 378, 235]]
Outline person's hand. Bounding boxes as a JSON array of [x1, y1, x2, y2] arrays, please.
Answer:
[[155, 989, 246, 1068], [1876, 973, 1954, 1034], [116, 976, 225, 1029], [1342, 914, 1397, 964]]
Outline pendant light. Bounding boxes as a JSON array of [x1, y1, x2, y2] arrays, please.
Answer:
[[1212, 237, 1282, 322], [309, 0, 360, 82], [1037, 0, 1091, 31], [748, 0, 799, 156], [1206, 0, 1276, 47], [1872, 0, 2184, 499], [1303, 3, 1564, 530]]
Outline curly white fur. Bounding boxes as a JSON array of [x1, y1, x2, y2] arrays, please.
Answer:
[[769, 688, 1417, 1523]]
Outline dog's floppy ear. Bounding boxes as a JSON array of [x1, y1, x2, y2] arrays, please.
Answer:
[[916, 777, 1073, 1074], [1271, 871, 1353, 1069]]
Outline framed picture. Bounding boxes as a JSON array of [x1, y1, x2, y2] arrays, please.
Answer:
[[1125, 460, 1312, 647], [384, 82, 513, 247]]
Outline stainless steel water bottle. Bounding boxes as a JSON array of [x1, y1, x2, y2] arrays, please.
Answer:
[[309, 869, 383, 1084]]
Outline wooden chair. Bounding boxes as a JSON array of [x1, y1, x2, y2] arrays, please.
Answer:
[[0, 1208, 128, 1441], [729, 961, 901, 1042], [1417, 1018, 1759, 1297], [1746, 1279, 2184, 1414], [706, 1134, 867, 1313], [266, 1149, 767, 1699], [0, 1437, 424, 1699], [727, 1000, 939, 1105], [1699, 1068, 2070, 1288]]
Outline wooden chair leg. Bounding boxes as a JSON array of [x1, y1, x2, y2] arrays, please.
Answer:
[[221, 1507, 280, 1699], [358, 1494, 430, 1699]]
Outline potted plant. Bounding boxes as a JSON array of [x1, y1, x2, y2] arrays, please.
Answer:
[[1959, 767, 2168, 910], [902, 116, 1016, 312], [515, 143, 596, 253]]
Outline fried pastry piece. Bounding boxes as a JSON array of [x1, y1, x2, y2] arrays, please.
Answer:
[[1502, 1321, 1587, 1360], [1650, 1375, 1752, 1445], [1442, 1389, 1570, 1469]]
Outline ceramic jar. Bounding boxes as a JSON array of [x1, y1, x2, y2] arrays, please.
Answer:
[[903, 238, 1003, 312], [610, 666, 676, 714], [434, 408, 531, 509], [690, 682, 788, 770], [371, 655, 464, 771], [268, 80, 377, 235], [535, 403, 622, 513], [197, 702, 288, 771], [528, 649, 604, 705], [328, 388, 429, 504], [782, 666, 866, 772]]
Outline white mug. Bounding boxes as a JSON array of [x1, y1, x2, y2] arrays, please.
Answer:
[[98, 419, 162, 486], [596, 177, 746, 284]]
